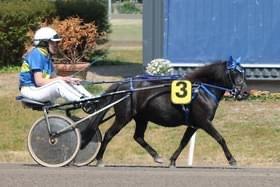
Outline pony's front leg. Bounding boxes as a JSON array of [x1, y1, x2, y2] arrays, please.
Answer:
[[134, 118, 163, 164], [169, 127, 197, 168], [203, 121, 237, 166]]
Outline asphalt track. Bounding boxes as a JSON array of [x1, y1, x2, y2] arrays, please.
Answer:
[[0, 164, 279, 187]]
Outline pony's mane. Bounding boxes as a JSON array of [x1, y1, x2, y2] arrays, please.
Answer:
[[186, 60, 227, 83]]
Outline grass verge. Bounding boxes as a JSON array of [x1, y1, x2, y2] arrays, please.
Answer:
[[1, 89, 279, 167]]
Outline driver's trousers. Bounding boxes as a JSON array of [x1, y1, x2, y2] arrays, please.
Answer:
[[20, 80, 92, 103]]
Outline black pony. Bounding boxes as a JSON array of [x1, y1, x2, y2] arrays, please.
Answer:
[[82, 57, 246, 167]]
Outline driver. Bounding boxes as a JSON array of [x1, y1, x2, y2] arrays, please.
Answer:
[[19, 27, 93, 103]]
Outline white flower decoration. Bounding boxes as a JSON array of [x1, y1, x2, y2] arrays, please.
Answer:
[[145, 58, 173, 76]]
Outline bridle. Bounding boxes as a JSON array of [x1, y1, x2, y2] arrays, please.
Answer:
[[198, 57, 247, 102], [227, 64, 245, 87], [226, 57, 246, 99]]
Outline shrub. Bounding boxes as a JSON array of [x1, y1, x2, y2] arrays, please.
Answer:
[[52, 17, 99, 64], [0, 0, 56, 67]]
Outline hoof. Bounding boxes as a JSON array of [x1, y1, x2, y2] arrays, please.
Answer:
[[169, 164, 176, 168], [96, 160, 105, 167], [169, 163, 176, 168], [169, 161, 176, 168], [154, 156, 164, 164], [229, 159, 237, 166]]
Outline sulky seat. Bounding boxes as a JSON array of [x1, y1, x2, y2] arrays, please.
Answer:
[[16, 96, 52, 111]]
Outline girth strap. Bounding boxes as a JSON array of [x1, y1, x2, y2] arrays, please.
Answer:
[[181, 85, 200, 124]]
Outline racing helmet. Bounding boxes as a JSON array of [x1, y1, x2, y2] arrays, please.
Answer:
[[33, 27, 61, 46]]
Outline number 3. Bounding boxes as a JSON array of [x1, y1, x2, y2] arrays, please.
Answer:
[[171, 80, 192, 104]]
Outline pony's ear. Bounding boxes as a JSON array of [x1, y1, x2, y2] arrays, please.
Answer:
[[235, 56, 241, 64], [227, 56, 235, 69]]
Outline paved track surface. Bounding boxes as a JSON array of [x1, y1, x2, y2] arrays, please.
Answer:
[[0, 164, 279, 187]]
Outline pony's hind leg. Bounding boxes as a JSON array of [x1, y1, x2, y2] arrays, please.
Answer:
[[202, 121, 237, 166], [169, 127, 197, 168], [95, 118, 130, 167], [133, 118, 163, 164]]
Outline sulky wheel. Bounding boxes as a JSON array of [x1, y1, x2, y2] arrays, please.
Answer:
[[27, 115, 81, 167], [72, 128, 102, 166]]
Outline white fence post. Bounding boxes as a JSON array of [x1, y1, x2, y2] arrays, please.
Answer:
[[187, 132, 196, 166], [108, 0, 112, 20]]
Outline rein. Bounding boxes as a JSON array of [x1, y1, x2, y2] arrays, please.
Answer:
[[200, 83, 234, 92], [81, 69, 240, 104], [81, 74, 182, 85], [82, 74, 236, 102], [70, 56, 104, 78], [116, 83, 171, 94]]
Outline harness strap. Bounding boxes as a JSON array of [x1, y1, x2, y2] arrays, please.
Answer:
[[182, 105, 190, 124], [129, 77, 134, 91], [180, 85, 200, 125], [200, 84, 219, 103], [197, 83, 236, 104]]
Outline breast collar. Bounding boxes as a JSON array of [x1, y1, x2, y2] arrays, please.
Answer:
[[197, 83, 234, 104]]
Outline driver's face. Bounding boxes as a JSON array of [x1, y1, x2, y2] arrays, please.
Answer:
[[48, 41, 59, 55]]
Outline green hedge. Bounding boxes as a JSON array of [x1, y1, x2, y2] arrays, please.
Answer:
[[116, 2, 141, 14], [55, 0, 110, 33], [0, 0, 56, 67]]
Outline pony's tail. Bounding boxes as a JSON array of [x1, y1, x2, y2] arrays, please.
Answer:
[[80, 83, 121, 148]]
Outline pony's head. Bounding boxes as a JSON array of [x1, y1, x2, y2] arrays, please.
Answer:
[[187, 56, 247, 99], [226, 56, 248, 99], [226, 56, 246, 88], [188, 57, 246, 88]]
